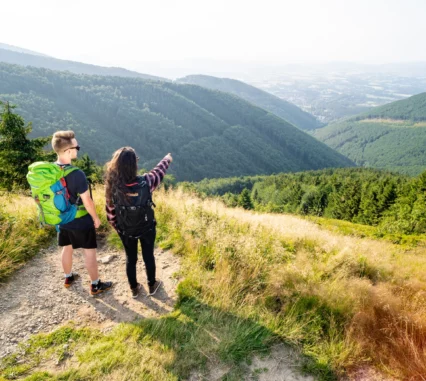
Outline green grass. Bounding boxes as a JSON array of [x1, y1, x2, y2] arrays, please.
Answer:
[[0, 300, 277, 381], [106, 230, 123, 250]]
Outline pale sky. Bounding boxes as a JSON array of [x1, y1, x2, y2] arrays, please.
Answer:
[[1, 0, 426, 69]]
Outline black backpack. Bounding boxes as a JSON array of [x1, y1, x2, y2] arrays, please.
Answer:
[[113, 176, 155, 238]]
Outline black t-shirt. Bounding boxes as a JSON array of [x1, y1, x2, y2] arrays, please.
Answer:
[[58, 164, 94, 230]]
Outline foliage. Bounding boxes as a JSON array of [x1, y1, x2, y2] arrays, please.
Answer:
[[161, 174, 177, 190], [185, 167, 426, 235], [0, 62, 353, 182], [0, 101, 54, 190], [237, 188, 253, 210], [177, 74, 323, 130], [360, 92, 426, 121], [314, 93, 426, 176], [73, 153, 104, 184]]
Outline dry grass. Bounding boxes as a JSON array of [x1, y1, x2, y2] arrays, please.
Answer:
[[154, 189, 426, 379], [0, 192, 54, 282]]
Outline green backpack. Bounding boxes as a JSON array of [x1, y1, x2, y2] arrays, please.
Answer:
[[26, 162, 88, 226]]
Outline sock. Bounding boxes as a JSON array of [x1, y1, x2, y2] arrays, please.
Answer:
[[65, 273, 73, 278], [91, 279, 100, 285]]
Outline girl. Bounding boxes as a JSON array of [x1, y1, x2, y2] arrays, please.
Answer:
[[105, 147, 172, 298]]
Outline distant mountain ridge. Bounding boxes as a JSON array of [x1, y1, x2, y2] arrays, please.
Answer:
[[176, 74, 323, 131], [0, 63, 354, 181], [314, 92, 426, 175], [0, 45, 165, 81], [0, 42, 50, 57]]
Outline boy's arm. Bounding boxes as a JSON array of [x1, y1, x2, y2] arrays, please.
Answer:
[[144, 153, 173, 192], [81, 191, 101, 228], [74, 170, 101, 228]]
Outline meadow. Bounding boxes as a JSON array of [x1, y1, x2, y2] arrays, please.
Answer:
[[1, 187, 426, 380]]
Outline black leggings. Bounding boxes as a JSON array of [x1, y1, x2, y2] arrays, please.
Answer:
[[119, 227, 156, 289]]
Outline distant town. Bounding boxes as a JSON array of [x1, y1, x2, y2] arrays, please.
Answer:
[[252, 70, 426, 123]]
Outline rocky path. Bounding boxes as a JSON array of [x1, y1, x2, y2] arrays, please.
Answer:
[[0, 240, 181, 358]]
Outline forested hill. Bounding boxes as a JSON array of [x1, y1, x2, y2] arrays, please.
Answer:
[[314, 93, 426, 176], [0, 63, 354, 181], [176, 75, 323, 131], [0, 47, 164, 81], [358, 92, 426, 121]]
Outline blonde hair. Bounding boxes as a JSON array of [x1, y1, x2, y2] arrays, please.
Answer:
[[52, 130, 75, 153]]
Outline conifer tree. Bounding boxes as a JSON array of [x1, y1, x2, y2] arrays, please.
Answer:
[[0, 101, 54, 190], [238, 188, 253, 210]]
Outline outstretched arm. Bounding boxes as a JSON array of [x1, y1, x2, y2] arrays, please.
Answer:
[[144, 153, 173, 193]]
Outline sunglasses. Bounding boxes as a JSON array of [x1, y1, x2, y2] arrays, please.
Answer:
[[65, 145, 81, 152]]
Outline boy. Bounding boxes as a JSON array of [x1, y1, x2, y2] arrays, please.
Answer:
[[52, 130, 112, 295]]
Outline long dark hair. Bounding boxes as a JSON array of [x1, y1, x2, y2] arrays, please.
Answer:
[[105, 147, 138, 202]]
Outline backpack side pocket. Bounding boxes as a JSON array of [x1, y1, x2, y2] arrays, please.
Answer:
[[51, 179, 70, 213]]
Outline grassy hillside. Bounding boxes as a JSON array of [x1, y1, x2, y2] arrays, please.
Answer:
[[185, 167, 426, 239], [314, 93, 426, 175], [0, 47, 164, 81], [177, 74, 323, 131], [0, 63, 353, 181], [2, 188, 426, 380]]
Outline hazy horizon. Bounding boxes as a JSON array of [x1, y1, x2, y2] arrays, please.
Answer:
[[3, 41, 426, 80], [1, 0, 426, 78]]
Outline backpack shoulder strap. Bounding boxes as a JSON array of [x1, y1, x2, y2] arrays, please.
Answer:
[[140, 176, 155, 207], [59, 164, 79, 178]]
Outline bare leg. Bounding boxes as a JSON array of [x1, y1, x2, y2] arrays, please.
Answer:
[[83, 248, 99, 281], [61, 245, 73, 274]]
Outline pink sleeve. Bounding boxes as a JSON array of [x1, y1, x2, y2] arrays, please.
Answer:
[[105, 199, 117, 230]]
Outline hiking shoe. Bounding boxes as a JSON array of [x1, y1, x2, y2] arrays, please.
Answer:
[[131, 283, 143, 299], [90, 280, 113, 295], [64, 272, 79, 288], [148, 280, 162, 296]]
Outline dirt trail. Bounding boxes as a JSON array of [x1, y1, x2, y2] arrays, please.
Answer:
[[0, 241, 180, 358]]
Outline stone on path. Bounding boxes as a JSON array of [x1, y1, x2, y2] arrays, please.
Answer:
[[97, 254, 116, 264]]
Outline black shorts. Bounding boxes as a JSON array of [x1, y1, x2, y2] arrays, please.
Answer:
[[58, 228, 97, 249]]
